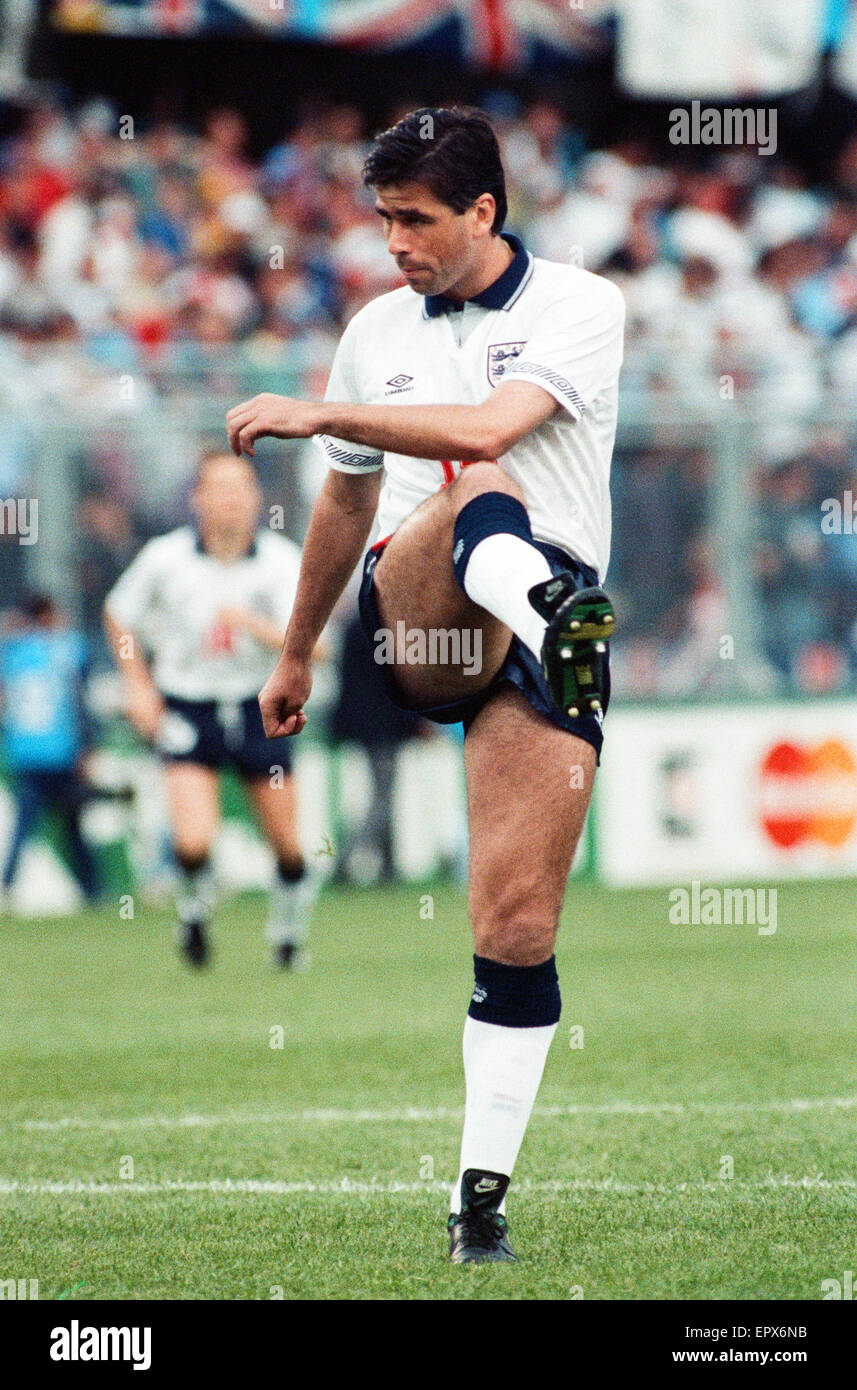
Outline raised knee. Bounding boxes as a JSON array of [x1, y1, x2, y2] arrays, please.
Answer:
[[451, 462, 526, 510]]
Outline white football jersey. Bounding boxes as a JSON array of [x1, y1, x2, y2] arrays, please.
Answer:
[[105, 526, 302, 701], [315, 234, 624, 579]]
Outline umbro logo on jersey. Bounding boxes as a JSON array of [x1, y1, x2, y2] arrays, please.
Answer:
[[471, 985, 487, 1005], [474, 1177, 500, 1193], [385, 374, 414, 394]]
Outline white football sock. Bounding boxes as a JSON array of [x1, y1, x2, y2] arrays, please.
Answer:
[[450, 1015, 558, 1214], [175, 859, 215, 925], [460, 533, 553, 662], [264, 867, 320, 948]]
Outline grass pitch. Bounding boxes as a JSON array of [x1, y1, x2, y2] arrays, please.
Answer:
[[2, 879, 856, 1300]]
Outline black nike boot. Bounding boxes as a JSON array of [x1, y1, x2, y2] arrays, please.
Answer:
[[448, 1169, 518, 1264]]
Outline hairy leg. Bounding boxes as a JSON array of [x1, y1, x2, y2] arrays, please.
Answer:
[[372, 462, 525, 708], [465, 686, 597, 964], [449, 687, 598, 1220]]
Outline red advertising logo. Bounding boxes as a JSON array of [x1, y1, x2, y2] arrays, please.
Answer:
[[759, 740, 857, 849]]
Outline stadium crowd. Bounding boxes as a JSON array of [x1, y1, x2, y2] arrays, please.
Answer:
[[1, 93, 857, 693]]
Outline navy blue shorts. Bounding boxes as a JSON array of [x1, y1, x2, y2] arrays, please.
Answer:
[[358, 537, 608, 759], [157, 694, 293, 778]]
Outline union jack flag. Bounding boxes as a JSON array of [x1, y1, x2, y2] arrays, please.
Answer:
[[53, 0, 605, 72]]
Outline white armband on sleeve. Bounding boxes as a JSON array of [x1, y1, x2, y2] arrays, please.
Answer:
[[315, 435, 384, 473]]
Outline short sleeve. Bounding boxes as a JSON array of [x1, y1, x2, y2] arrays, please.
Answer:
[[314, 316, 384, 474], [105, 540, 164, 632], [505, 279, 625, 421]]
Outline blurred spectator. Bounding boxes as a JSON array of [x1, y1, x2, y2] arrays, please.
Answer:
[[0, 592, 100, 900]]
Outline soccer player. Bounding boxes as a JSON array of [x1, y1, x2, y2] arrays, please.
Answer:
[[104, 451, 317, 970], [226, 107, 623, 1263]]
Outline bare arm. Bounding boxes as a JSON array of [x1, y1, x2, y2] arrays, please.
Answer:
[[226, 379, 560, 463], [258, 468, 382, 737], [103, 606, 165, 742]]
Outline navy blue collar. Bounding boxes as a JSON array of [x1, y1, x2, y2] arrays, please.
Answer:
[[423, 233, 532, 318], [194, 528, 258, 559]]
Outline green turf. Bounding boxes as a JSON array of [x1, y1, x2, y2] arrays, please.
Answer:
[[2, 880, 856, 1300]]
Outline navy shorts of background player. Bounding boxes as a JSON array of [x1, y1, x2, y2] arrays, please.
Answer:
[[157, 693, 293, 778]]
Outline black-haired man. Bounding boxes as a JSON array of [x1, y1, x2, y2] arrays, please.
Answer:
[[227, 107, 623, 1262]]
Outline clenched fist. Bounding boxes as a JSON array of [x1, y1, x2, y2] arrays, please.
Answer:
[[258, 653, 313, 738]]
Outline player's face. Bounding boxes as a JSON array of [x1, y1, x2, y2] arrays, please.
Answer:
[[192, 456, 261, 536], [374, 182, 489, 297]]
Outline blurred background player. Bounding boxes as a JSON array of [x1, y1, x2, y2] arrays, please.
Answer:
[[0, 592, 100, 905], [103, 450, 317, 968]]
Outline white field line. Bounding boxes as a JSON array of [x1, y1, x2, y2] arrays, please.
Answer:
[[10, 1094, 857, 1133], [1, 1176, 857, 1198]]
